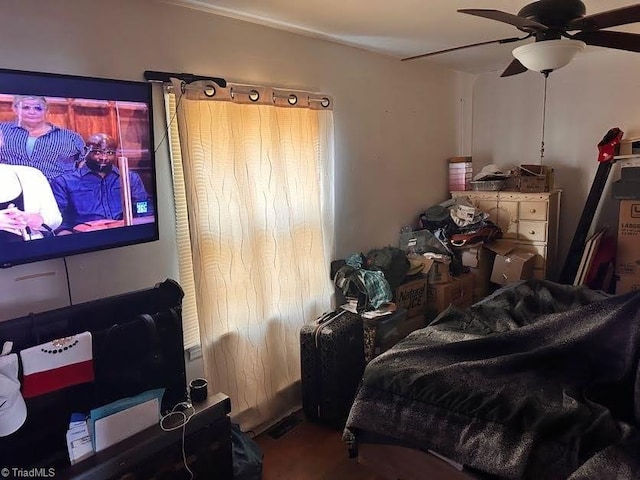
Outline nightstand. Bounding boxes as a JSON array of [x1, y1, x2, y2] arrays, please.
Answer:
[[60, 393, 233, 480]]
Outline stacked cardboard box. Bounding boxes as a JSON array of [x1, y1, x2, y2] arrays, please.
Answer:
[[426, 273, 474, 319], [486, 241, 537, 286], [618, 138, 640, 156], [448, 156, 472, 192], [395, 277, 428, 317], [612, 166, 640, 200], [616, 200, 640, 294], [504, 165, 554, 193]]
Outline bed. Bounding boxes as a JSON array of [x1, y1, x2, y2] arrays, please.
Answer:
[[344, 280, 640, 479]]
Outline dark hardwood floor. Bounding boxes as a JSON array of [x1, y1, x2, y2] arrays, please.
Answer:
[[254, 413, 387, 480]]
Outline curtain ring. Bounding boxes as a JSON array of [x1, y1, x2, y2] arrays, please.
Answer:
[[308, 96, 331, 108], [203, 84, 216, 97], [233, 88, 259, 101], [272, 92, 297, 105]]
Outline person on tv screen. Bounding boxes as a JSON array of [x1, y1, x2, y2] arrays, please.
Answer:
[[50, 133, 153, 234], [0, 95, 85, 180], [0, 164, 62, 242]]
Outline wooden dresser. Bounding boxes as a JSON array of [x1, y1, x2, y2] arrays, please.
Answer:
[[451, 190, 562, 280]]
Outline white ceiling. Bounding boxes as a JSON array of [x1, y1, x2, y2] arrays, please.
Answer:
[[162, 0, 640, 74]]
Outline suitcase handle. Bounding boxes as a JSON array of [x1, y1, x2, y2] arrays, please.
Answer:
[[316, 309, 347, 325]]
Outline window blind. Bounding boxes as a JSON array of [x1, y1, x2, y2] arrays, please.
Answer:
[[164, 91, 201, 350]]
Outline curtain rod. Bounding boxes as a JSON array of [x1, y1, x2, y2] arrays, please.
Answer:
[[143, 70, 226, 88]]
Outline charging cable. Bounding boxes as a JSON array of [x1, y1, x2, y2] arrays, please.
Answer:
[[160, 402, 196, 479]]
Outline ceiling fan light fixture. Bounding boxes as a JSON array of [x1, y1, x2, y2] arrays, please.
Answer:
[[512, 39, 586, 73]]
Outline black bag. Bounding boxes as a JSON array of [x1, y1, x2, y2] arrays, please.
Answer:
[[93, 310, 181, 412], [300, 310, 365, 428], [364, 246, 410, 291], [231, 423, 264, 480]]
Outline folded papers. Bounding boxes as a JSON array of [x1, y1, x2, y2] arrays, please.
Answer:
[[94, 397, 160, 452], [66, 414, 93, 465], [89, 388, 164, 452], [67, 388, 165, 464]]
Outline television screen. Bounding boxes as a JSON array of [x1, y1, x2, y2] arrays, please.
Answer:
[[0, 68, 158, 268]]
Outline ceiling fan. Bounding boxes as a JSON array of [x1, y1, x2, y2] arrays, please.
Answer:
[[403, 0, 640, 77]]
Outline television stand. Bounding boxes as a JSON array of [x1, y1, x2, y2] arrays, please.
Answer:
[[59, 393, 233, 480]]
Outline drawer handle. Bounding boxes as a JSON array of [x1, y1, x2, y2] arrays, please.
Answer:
[[530, 208, 536, 213], [529, 230, 536, 235]]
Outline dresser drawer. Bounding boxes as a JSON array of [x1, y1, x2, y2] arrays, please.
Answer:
[[519, 201, 547, 221], [478, 200, 518, 238], [518, 221, 547, 242]]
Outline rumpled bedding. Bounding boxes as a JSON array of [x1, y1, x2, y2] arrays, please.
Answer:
[[344, 280, 640, 479]]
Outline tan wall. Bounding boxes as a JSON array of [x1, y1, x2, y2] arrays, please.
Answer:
[[0, 0, 470, 321], [472, 49, 640, 272]]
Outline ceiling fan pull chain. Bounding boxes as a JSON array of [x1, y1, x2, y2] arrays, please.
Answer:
[[540, 72, 549, 165]]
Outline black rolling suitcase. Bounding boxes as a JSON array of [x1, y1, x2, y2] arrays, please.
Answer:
[[300, 309, 365, 428]]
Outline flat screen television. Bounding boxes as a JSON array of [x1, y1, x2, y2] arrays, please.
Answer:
[[0, 68, 158, 268]]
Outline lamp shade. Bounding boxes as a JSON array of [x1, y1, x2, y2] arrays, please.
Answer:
[[512, 39, 586, 73]]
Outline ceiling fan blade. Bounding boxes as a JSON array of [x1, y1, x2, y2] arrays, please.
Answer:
[[568, 5, 640, 31], [401, 36, 526, 62], [458, 9, 548, 31], [574, 30, 640, 53], [500, 59, 528, 77]]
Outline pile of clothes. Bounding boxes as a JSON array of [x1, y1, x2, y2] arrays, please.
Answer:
[[417, 198, 502, 249], [331, 199, 502, 314], [332, 247, 410, 313]]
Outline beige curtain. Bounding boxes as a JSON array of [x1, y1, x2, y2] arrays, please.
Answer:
[[168, 80, 335, 431]]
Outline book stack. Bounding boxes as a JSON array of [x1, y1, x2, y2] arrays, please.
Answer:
[[448, 157, 472, 192]]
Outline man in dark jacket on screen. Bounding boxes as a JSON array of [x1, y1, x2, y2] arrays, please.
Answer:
[[50, 133, 153, 234]]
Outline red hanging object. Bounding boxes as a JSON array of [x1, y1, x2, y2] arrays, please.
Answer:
[[597, 127, 624, 163]]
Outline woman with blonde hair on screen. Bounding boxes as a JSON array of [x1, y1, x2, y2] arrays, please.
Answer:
[[0, 95, 85, 180]]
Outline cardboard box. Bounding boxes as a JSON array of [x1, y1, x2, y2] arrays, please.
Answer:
[[612, 179, 640, 200], [504, 175, 547, 193], [621, 166, 640, 181], [458, 244, 496, 301], [517, 176, 547, 193], [522, 164, 554, 190], [616, 200, 640, 277], [448, 156, 473, 164], [448, 157, 472, 191], [486, 241, 537, 286], [618, 138, 640, 156], [504, 165, 554, 193], [395, 277, 428, 317], [425, 258, 451, 284], [616, 275, 640, 295], [427, 273, 474, 317]]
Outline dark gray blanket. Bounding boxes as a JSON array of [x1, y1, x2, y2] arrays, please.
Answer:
[[344, 280, 640, 479]]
